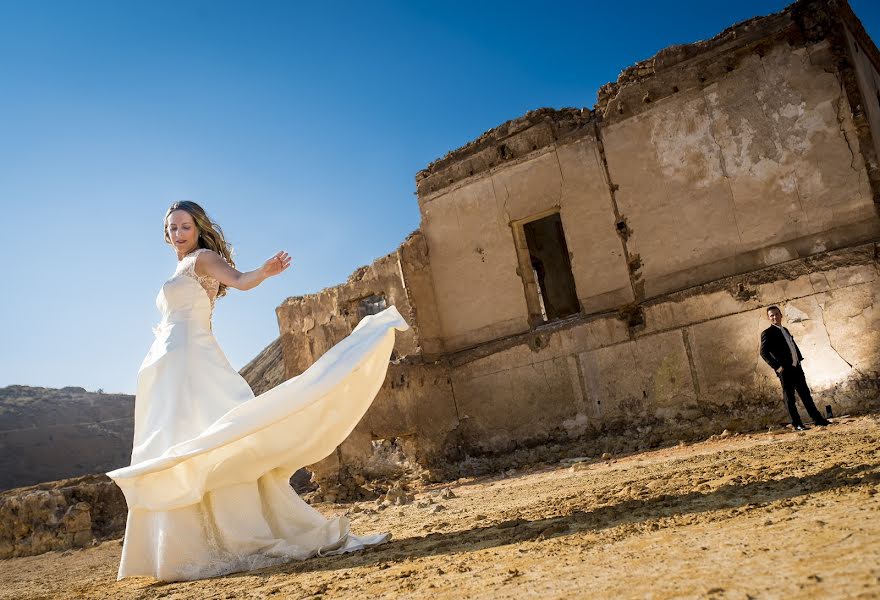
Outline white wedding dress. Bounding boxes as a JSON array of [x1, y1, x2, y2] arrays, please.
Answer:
[[107, 248, 409, 581]]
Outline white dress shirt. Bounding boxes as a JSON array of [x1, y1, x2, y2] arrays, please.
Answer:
[[774, 324, 800, 367]]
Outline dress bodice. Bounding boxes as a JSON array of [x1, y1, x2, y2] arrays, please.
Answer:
[[155, 248, 220, 331]]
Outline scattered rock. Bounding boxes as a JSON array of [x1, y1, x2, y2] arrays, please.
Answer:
[[504, 567, 523, 581], [382, 483, 413, 506], [0, 474, 126, 559], [496, 518, 526, 529], [439, 487, 456, 500]]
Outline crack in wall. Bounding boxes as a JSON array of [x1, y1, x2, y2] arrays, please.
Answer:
[[701, 89, 746, 254], [489, 174, 506, 222], [681, 328, 703, 397], [815, 300, 856, 371], [553, 146, 567, 187], [573, 354, 593, 416], [448, 376, 463, 422], [756, 50, 811, 235], [836, 85, 861, 172], [593, 121, 643, 310], [791, 177, 808, 239], [833, 17, 880, 208], [755, 54, 777, 136], [459, 352, 569, 382]]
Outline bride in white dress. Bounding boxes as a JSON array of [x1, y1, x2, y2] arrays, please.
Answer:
[[107, 201, 408, 581]]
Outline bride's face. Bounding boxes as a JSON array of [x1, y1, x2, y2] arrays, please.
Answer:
[[167, 210, 199, 255]]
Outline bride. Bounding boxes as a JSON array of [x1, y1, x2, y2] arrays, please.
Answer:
[[107, 201, 408, 581]]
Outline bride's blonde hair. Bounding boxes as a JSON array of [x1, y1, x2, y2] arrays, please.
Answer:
[[164, 201, 236, 299]]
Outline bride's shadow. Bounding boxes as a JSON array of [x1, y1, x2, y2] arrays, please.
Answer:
[[217, 462, 875, 580]]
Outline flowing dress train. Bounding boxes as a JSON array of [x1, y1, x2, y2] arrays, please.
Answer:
[[107, 248, 409, 581]]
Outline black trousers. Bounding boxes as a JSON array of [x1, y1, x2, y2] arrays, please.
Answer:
[[777, 365, 825, 426]]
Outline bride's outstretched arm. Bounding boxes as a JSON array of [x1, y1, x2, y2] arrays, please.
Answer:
[[196, 250, 292, 291]]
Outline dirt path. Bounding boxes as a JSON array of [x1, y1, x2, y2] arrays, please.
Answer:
[[2, 415, 879, 599]]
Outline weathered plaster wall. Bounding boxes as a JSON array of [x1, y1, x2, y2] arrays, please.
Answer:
[[420, 174, 530, 351], [418, 122, 634, 352], [602, 39, 878, 299], [397, 231, 446, 358], [445, 243, 879, 459], [556, 135, 634, 314], [414, 0, 880, 352]]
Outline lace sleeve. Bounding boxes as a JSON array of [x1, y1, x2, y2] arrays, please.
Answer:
[[180, 249, 221, 306]]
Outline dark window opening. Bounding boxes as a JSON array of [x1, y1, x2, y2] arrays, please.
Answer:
[[522, 213, 579, 323], [357, 294, 387, 320]]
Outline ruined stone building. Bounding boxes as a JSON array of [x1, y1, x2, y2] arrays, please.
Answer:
[[242, 0, 880, 494]]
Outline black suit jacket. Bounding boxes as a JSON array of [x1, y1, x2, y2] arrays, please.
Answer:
[[760, 325, 804, 371]]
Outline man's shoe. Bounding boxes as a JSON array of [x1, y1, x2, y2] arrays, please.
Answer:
[[794, 424, 809, 431], [815, 419, 831, 427]]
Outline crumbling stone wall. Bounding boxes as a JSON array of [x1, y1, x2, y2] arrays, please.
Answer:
[[599, 35, 877, 300], [274, 231, 455, 496], [301, 242, 877, 494], [415, 0, 880, 352], [0, 474, 126, 559], [275, 233, 429, 379], [274, 0, 880, 497], [309, 359, 458, 499]]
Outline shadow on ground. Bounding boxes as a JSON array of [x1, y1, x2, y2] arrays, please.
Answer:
[[140, 462, 877, 589]]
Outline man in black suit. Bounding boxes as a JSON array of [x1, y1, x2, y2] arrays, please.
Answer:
[[760, 305, 831, 430]]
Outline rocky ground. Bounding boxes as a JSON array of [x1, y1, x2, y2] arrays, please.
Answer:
[[1, 414, 878, 600]]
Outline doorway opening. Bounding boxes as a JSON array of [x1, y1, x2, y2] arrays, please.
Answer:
[[513, 211, 580, 325]]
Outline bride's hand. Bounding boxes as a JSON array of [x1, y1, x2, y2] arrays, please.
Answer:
[[261, 251, 292, 278]]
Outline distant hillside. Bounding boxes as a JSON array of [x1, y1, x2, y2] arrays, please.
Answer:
[[0, 386, 134, 491], [239, 337, 286, 395], [0, 343, 286, 492]]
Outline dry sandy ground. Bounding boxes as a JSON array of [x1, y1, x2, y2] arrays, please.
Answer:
[[2, 414, 879, 600]]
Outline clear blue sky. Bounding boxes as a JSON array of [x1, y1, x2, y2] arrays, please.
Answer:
[[2, 0, 879, 394]]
